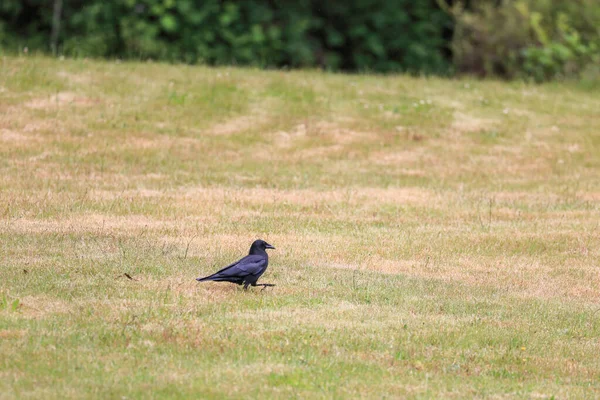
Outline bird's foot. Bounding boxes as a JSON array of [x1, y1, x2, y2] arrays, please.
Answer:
[[259, 283, 276, 291]]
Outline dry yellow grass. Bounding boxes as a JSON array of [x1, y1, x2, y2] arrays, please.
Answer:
[[1, 56, 599, 399]]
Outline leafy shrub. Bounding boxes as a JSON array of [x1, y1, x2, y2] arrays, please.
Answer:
[[521, 10, 600, 82], [310, 1, 451, 73], [445, 0, 600, 81], [447, 1, 531, 77], [0, 0, 452, 74]]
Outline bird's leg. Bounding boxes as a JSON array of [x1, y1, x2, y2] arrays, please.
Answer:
[[243, 283, 250, 290]]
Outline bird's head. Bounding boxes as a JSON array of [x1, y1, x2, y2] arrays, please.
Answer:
[[249, 239, 275, 254]]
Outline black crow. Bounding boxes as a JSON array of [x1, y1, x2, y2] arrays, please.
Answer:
[[196, 239, 276, 290]]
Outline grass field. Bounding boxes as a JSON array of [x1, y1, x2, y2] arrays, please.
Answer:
[[1, 55, 599, 399]]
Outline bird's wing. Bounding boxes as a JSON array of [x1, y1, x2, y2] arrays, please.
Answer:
[[219, 255, 266, 277], [198, 255, 267, 281]]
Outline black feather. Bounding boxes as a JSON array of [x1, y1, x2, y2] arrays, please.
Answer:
[[196, 239, 275, 289]]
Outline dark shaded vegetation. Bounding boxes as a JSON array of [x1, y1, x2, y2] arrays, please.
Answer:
[[1, 0, 598, 80], [0, 0, 450, 74]]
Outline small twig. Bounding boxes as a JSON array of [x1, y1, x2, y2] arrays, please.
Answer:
[[161, 241, 170, 256], [107, 189, 125, 213], [70, 187, 89, 211], [476, 196, 494, 230], [180, 235, 197, 260], [323, 202, 336, 216], [488, 197, 494, 228], [115, 273, 137, 281]]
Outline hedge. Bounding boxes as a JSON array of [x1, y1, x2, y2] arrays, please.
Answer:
[[0, 0, 452, 74]]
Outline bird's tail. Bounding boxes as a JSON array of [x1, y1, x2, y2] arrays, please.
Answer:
[[196, 273, 232, 282], [196, 273, 244, 284]]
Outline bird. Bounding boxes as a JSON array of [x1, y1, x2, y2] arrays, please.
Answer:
[[196, 239, 276, 290]]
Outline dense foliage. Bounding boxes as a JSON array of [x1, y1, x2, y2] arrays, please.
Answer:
[[0, 0, 451, 74], [1, 0, 599, 81], [448, 0, 600, 81]]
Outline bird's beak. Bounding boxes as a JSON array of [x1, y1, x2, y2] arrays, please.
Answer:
[[265, 243, 275, 249]]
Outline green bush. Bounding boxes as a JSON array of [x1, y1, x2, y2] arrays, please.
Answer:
[[521, 8, 600, 82], [445, 0, 600, 81], [0, 0, 451, 74], [0, 0, 54, 52], [447, 1, 530, 77]]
